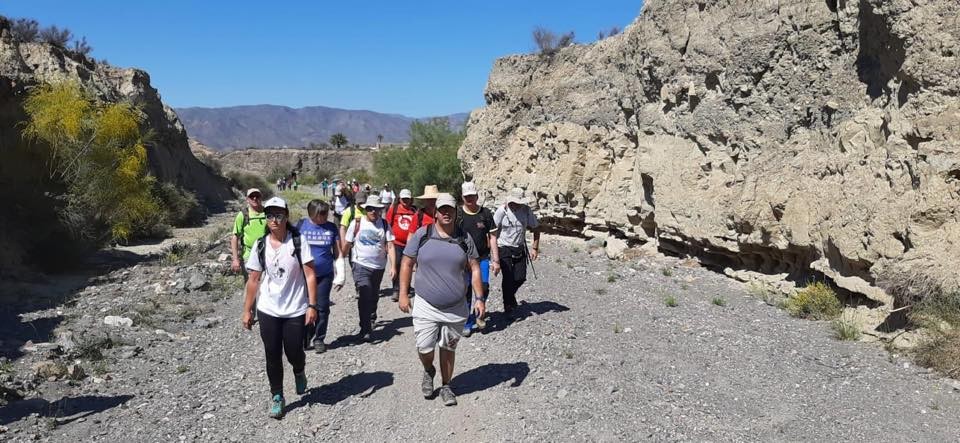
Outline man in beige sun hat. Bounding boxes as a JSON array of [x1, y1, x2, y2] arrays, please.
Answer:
[[413, 185, 440, 231]]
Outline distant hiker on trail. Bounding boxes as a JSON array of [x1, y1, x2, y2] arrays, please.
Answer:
[[321, 178, 329, 197], [339, 190, 368, 269], [379, 183, 395, 205], [241, 197, 319, 419], [493, 187, 540, 319], [385, 188, 418, 302], [232, 188, 267, 280], [333, 186, 352, 221], [342, 195, 396, 342], [297, 199, 341, 354], [457, 182, 499, 336], [398, 193, 485, 406], [352, 181, 360, 194]]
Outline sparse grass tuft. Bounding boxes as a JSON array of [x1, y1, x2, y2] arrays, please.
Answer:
[[593, 288, 607, 295], [910, 291, 960, 330], [785, 282, 842, 320], [206, 223, 231, 244], [613, 322, 624, 334], [176, 365, 189, 374], [607, 274, 618, 283], [159, 242, 201, 267], [712, 296, 726, 307], [831, 319, 861, 341], [90, 361, 109, 376], [664, 295, 678, 307], [661, 268, 673, 277], [680, 283, 689, 291], [571, 246, 580, 253]]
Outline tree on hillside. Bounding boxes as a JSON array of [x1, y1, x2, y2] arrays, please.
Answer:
[[10, 18, 39, 42], [533, 26, 575, 55], [330, 132, 348, 149], [374, 118, 465, 197], [39, 25, 72, 48]]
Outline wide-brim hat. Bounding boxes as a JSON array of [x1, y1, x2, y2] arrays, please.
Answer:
[[417, 185, 440, 199], [363, 195, 385, 209], [504, 187, 528, 205]]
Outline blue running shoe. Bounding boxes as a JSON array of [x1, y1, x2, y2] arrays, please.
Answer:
[[268, 394, 284, 419]]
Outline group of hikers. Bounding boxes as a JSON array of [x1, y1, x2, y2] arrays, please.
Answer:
[[230, 179, 540, 418]]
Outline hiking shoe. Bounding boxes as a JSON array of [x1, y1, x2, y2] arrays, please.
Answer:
[[313, 340, 326, 354], [439, 385, 457, 406], [268, 394, 285, 419], [475, 315, 487, 330], [461, 326, 473, 338], [295, 372, 308, 395], [421, 367, 436, 398]]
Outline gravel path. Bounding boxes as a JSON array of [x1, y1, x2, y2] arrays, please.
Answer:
[[3, 211, 960, 441]]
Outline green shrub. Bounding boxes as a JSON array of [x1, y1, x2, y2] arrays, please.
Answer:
[[22, 82, 161, 243], [153, 182, 205, 227], [911, 291, 960, 329], [711, 296, 726, 307], [785, 282, 842, 320], [226, 171, 274, 199], [664, 296, 678, 307], [298, 175, 317, 186]]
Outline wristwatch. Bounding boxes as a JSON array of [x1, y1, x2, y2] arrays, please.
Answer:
[[308, 304, 320, 311]]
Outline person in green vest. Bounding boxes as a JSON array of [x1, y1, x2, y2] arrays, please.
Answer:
[[232, 188, 268, 281]]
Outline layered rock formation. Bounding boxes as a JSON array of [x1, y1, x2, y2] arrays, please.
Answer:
[[217, 147, 374, 179], [461, 0, 960, 304], [0, 18, 232, 209]]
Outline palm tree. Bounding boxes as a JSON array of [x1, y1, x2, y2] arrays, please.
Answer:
[[330, 133, 348, 149]]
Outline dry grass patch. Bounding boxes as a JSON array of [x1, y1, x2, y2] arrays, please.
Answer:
[[913, 330, 960, 377]]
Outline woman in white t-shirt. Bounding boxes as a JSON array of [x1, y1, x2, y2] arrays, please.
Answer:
[[243, 197, 319, 419]]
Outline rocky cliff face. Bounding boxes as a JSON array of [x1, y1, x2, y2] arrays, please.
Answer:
[[0, 19, 232, 210], [461, 0, 960, 303], [217, 148, 374, 179]]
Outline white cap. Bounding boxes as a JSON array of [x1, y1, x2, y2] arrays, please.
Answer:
[[263, 197, 288, 211], [246, 188, 261, 197], [399, 189, 412, 199], [461, 182, 478, 196], [436, 193, 457, 209]]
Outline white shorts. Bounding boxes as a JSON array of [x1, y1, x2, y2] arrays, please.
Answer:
[[412, 297, 467, 353]]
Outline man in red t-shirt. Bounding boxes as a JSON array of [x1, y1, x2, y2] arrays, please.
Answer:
[[386, 189, 418, 301]]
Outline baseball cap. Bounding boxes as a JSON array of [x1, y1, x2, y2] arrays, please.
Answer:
[[461, 182, 478, 196], [436, 193, 456, 209], [399, 189, 412, 199], [246, 188, 262, 197], [263, 197, 288, 211]]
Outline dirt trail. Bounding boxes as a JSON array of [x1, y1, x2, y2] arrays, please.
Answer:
[[2, 190, 960, 441]]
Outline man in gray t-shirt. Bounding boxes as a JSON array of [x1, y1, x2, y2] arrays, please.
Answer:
[[398, 193, 485, 407]]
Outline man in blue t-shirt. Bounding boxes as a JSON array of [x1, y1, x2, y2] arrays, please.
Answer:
[[297, 199, 342, 353]]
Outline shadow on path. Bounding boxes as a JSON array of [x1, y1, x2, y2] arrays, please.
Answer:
[[0, 394, 134, 426], [287, 371, 394, 412], [482, 300, 570, 335], [327, 316, 411, 350], [453, 362, 530, 396]]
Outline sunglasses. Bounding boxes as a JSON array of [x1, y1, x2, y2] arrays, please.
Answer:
[[265, 213, 287, 222], [248, 194, 262, 199]]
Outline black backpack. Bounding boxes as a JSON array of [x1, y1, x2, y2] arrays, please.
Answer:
[[417, 224, 469, 255], [255, 224, 304, 276]]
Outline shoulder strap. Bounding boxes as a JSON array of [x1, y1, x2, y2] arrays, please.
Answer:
[[256, 232, 268, 269], [418, 224, 434, 250], [288, 224, 303, 269], [240, 208, 250, 233]]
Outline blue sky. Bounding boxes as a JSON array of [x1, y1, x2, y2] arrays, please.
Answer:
[[4, 1, 642, 117]]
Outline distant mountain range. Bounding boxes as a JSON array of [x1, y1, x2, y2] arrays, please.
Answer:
[[174, 104, 469, 151]]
